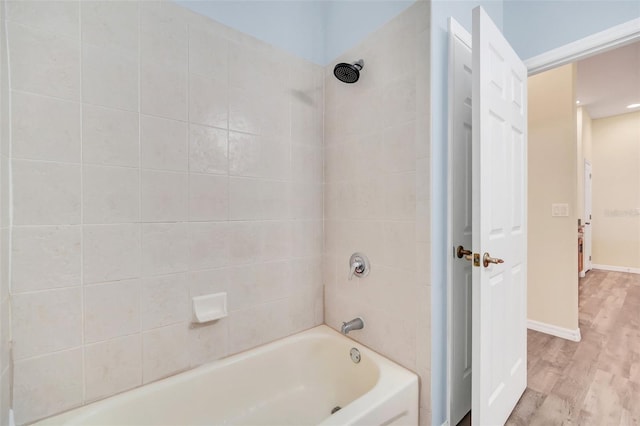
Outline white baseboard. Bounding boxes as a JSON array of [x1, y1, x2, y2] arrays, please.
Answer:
[[592, 264, 640, 275], [527, 319, 581, 342]]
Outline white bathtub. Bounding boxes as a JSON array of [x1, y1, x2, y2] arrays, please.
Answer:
[[35, 325, 418, 426]]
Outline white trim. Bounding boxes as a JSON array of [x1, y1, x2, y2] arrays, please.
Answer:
[[527, 319, 581, 342], [525, 17, 640, 75], [441, 421, 451, 426], [593, 264, 640, 275]]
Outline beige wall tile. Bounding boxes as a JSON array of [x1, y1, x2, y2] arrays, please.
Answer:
[[82, 105, 139, 167], [12, 288, 82, 360], [188, 26, 227, 80], [141, 223, 189, 276], [141, 273, 189, 330], [81, 1, 138, 53], [228, 298, 290, 354], [12, 91, 80, 163], [141, 170, 188, 222], [228, 87, 261, 135], [0, 369, 10, 426], [84, 280, 141, 343], [227, 262, 290, 311], [84, 334, 142, 402], [82, 44, 138, 112], [7, 22, 80, 101], [188, 319, 228, 367], [140, 2, 188, 67], [188, 124, 228, 175], [142, 323, 189, 383], [188, 268, 229, 299], [1, 298, 10, 372], [12, 226, 81, 293], [140, 59, 187, 121], [7, 0, 79, 40], [83, 224, 140, 284], [188, 222, 230, 270], [228, 222, 262, 265], [83, 165, 139, 224], [13, 348, 83, 425], [229, 178, 290, 220], [13, 160, 81, 225], [189, 73, 228, 129], [141, 115, 188, 172], [188, 173, 228, 221]]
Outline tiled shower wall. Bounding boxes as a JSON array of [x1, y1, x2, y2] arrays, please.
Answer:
[[323, 1, 432, 421], [4, 1, 323, 423]]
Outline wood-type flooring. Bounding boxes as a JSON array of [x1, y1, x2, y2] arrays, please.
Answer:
[[459, 270, 640, 426]]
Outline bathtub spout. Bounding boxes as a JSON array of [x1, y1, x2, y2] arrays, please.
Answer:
[[341, 317, 364, 335]]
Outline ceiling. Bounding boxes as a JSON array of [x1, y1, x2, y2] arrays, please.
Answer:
[[576, 40, 640, 119]]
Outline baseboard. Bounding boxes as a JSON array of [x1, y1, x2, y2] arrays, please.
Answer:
[[592, 264, 640, 275], [527, 319, 581, 342]]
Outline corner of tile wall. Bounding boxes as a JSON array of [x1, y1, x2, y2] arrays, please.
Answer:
[[322, 0, 431, 414]]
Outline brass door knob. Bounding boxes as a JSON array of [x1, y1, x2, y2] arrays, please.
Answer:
[[456, 246, 472, 261], [483, 252, 504, 267]]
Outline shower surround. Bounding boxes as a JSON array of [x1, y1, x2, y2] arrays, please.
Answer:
[[3, 2, 323, 423], [0, 0, 431, 424]]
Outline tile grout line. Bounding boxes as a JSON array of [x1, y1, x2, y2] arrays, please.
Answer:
[[78, 1, 87, 406], [137, 1, 143, 388]]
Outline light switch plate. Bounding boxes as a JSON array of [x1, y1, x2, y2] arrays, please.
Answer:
[[551, 203, 569, 217]]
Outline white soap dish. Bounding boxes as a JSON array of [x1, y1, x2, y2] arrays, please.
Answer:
[[192, 292, 227, 323]]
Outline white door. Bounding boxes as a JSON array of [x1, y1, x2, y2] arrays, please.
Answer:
[[448, 18, 473, 426], [471, 6, 527, 426], [584, 160, 593, 273]]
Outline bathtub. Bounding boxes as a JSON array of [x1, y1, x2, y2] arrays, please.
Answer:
[[35, 325, 419, 425]]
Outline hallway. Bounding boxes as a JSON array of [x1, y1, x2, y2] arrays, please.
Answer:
[[506, 270, 640, 425]]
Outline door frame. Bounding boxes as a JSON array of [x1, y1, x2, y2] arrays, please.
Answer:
[[446, 16, 640, 426], [583, 160, 593, 276], [446, 17, 473, 426]]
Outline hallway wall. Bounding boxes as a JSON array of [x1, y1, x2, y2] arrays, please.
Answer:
[[527, 64, 580, 332]]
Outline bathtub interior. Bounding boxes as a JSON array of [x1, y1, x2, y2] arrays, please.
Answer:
[[36, 329, 382, 426]]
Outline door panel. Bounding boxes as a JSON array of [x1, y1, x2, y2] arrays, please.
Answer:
[[472, 7, 527, 426]]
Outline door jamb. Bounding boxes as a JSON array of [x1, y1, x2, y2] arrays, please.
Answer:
[[446, 17, 472, 426], [445, 15, 640, 426]]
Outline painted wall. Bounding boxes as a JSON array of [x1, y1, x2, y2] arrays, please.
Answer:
[[0, 0, 12, 422], [527, 64, 579, 331], [592, 111, 640, 270], [503, 0, 640, 60], [4, 2, 323, 423], [176, 0, 415, 65], [323, 0, 415, 64], [176, 0, 326, 64], [323, 3, 432, 423]]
